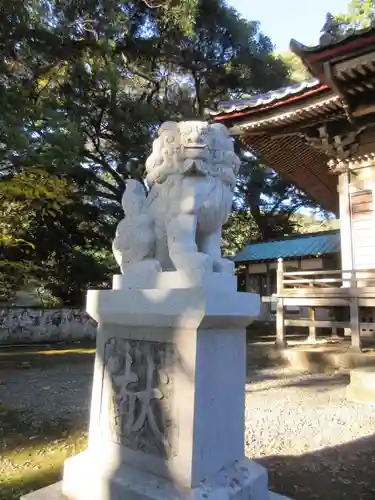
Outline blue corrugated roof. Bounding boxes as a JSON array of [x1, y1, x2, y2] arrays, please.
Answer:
[[234, 231, 340, 263]]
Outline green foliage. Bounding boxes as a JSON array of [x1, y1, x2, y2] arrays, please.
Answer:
[[277, 52, 312, 83], [0, 0, 288, 199], [142, 0, 199, 35], [291, 213, 340, 234], [1, 0, 334, 303], [43, 247, 116, 306], [0, 168, 114, 304], [318, 1, 375, 42], [0, 169, 72, 301], [0, 0, 291, 303], [221, 211, 258, 257], [221, 155, 337, 257], [235, 158, 329, 239], [333, 0, 375, 34]]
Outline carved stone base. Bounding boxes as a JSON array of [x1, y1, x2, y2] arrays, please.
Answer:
[[85, 298, 255, 488], [22, 452, 292, 500], [65, 452, 269, 499], [21, 278, 290, 500]]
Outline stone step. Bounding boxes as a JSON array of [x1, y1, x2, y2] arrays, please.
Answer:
[[346, 366, 375, 404], [22, 482, 293, 500], [269, 492, 293, 499], [22, 481, 293, 500]]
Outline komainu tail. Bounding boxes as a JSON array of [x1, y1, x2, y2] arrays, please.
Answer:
[[112, 180, 154, 271], [121, 180, 148, 217]]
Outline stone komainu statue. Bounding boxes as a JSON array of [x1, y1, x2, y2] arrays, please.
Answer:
[[112, 120, 241, 276]]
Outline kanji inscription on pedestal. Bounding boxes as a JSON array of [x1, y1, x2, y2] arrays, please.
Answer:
[[101, 337, 179, 459]]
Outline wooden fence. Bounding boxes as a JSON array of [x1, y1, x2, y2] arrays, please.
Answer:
[[276, 259, 375, 350]]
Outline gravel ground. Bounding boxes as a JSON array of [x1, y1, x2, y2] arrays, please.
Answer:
[[1, 359, 375, 499], [245, 367, 375, 499], [245, 367, 375, 457]]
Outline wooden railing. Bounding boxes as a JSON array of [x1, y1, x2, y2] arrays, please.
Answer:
[[276, 259, 375, 351], [279, 265, 375, 294], [283, 273, 343, 288]]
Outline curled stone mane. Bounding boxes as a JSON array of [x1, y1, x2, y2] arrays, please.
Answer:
[[145, 121, 240, 187]]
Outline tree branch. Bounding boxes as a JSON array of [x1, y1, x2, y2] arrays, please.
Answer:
[[82, 166, 122, 197], [192, 69, 204, 117], [120, 53, 159, 86], [93, 190, 120, 202], [83, 141, 125, 190], [141, 0, 165, 8]]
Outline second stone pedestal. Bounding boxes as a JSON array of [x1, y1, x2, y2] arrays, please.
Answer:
[[23, 271, 291, 500]]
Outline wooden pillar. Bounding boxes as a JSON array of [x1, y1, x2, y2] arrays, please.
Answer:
[[307, 307, 317, 343], [276, 258, 287, 348], [307, 270, 317, 342], [265, 262, 271, 318], [245, 264, 250, 293], [338, 171, 354, 287], [349, 269, 362, 351], [331, 323, 340, 340]]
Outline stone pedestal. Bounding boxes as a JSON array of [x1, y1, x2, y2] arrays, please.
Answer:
[[22, 271, 291, 500], [346, 366, 375, 405]]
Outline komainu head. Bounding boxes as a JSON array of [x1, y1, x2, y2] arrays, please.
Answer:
[[145, 121, 241, 188]]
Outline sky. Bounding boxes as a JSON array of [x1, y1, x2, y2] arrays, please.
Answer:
[[227, 0, 350, 51]]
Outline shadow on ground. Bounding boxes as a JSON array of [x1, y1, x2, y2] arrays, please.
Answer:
[[246, 372, 350, 394], [4, 431, 375, 500], [257, 433, 375, 500]]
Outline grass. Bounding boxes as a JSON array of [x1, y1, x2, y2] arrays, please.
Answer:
[[0, 343, 92, 500], [0, 343, 95, 370], [0, 405, 87, 500], [0, 347, 95, 357]]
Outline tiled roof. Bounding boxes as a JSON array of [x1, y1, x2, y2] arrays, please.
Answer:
[[211, 79, 321, 116], [228, 95, 341, 131], [290, 24, 375, 55], [234, 230, 340, 263], [291, 25, 375, 81]]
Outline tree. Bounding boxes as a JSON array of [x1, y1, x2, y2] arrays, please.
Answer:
[[277, 51, 312, 83], [221, 211, 258, 257], [235, 156, 328, 241], [140, 0, 199, 35], [0, 0, 289, 211], [220, 152, 336, 258], [0, 165, 119, 304], [0, 0, 290, 303], [333, 0, 375, 34], [0, 0, 288, 196], [291, 213, 339, 234], [0, 169, 72, 301], [317, 1, 375, 44]]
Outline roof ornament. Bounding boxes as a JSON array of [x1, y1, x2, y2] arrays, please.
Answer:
[[319, 12, 342, 46]]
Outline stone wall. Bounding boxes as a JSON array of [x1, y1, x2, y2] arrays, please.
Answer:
[[0, 307, 97, 345]]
